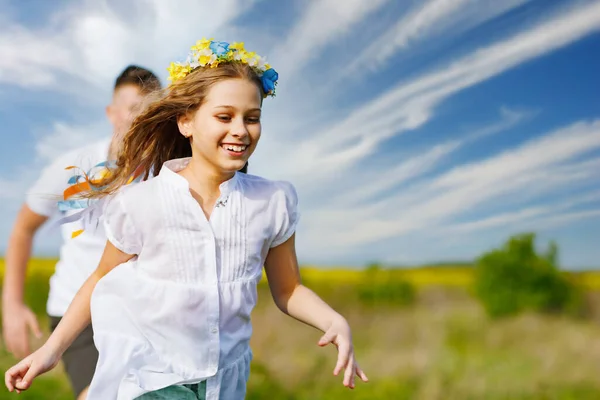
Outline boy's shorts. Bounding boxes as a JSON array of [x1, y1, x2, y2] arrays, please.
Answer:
[[49, 316, 98, 398], [135, 381, 207, 399]]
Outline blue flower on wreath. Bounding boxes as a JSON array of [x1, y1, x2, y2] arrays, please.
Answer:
[[209, 41, 230, 57], [261, 68, 278, 95]]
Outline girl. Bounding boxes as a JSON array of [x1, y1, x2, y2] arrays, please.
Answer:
[[5, 39, 368, 400]]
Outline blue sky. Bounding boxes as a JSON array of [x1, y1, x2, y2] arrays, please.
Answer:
[[0, 0, 599, 269]]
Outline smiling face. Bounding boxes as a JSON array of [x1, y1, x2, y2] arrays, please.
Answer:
[[178, 78, 262, 175]]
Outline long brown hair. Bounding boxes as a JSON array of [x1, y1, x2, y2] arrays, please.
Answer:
[[86, 62, 263, 199]]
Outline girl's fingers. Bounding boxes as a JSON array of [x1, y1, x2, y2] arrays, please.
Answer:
[[343, 356, 355, 388], [318, 331, 336, 347], [333, 341, 351, 376], [16, 362, 40, 390], [356, 364, 369, 382], [5, 359, 30, 392], [4, 370, 14, 392]]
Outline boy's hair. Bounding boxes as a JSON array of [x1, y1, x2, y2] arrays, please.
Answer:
[[114, 65, 162, 94]]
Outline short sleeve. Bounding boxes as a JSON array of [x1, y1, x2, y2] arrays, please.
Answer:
[[25, 155, 75, 217], [102, 191, 142, 255], [270, 181, 300, 248], [25, 141, 109, 217]]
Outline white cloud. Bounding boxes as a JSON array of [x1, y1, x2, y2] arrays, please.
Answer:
[[378, 120, 600, 227], [0, 176, 25, 200], [0, 24, 72, 87], [534, 209, 600, 230], [345, 0, 532, 75], [269, 0, 390, 78], [439, 190, 600, 234], [34, 121, 111, 163], [431, 120, 600, 189], [0, 0, 255, 94], [332, 107, 532, 208], [298, 119, 600, 253], [260, 1, 600, 190]]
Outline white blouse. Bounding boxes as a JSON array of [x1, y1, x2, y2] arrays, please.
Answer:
[[86, 158, 299, 400]]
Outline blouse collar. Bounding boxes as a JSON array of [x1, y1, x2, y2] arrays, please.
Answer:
[[159, 157, 239, 197]]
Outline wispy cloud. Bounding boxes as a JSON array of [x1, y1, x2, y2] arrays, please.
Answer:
[[431, 121, 600, 190], [268, 1, 600, 188], [298, 119, 600, 253], [0, 0, 255, 94], [0, 177, 24, 200], [269, 0, 390, 78], [34, 121, 111, 163], [333, 107, 532, 207], [376, 120, 600, 229], [535, 209, 600, 230], [439, 190, 600, 234], [345, 0, 531, 75]]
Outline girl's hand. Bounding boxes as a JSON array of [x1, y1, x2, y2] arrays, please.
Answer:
[[5, 344, 61, 393], [318, 316, 369, 389]]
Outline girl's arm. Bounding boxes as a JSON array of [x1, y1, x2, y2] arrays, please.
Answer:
[[264, 234, 368, 389], [5, 241, 133, 393]]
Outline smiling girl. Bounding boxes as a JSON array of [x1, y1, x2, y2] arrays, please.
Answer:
[[5, 39, 368, 400]]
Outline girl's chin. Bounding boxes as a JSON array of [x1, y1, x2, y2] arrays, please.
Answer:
[[216, 160, 248, 173]]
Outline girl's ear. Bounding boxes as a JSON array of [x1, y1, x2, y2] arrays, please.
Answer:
[[177, 113, 193, 138]]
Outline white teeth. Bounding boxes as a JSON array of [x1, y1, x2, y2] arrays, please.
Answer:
[[224, 145, 246, 152]]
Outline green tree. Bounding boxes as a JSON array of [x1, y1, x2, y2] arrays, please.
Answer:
[[473, 233, 582, 318]]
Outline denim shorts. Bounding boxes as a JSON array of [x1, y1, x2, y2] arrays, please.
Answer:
[[135, 381, 207, 399]]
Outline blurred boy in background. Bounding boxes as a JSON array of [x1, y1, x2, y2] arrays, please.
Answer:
[[2, 65, 162, 399]]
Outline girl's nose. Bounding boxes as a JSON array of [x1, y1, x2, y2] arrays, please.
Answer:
[[231, 118, 249, 138]]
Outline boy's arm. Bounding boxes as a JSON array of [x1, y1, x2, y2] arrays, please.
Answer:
[[2, 149, 85, 358], [2, 205, 49, 358]]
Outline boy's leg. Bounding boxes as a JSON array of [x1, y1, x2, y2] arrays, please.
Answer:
[[49, 317, 98, 399]]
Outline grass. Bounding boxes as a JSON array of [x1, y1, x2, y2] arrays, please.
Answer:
[[1, 259, 600, 399]]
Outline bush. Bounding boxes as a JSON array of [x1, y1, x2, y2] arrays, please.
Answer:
[[473, 233, 583, 318], [357, 263, 416, 306]]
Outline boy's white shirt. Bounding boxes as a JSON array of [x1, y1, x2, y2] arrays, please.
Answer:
[[25, 138, 111, 317]]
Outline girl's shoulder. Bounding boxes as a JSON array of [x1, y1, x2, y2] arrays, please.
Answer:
[[113, 174, 159, 201], [103, 177, 161, 224], [238, 173, 297, 201], [238, 174, 300, 248]]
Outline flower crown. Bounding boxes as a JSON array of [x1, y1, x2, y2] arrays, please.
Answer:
[[167, 38, 279, 97]]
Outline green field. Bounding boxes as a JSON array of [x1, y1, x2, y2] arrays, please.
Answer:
[[1, 259, 600, 399]]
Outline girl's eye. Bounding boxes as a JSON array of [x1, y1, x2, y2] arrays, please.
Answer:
[[246, 117, 261, 124], [217, 115, 231, 122]]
